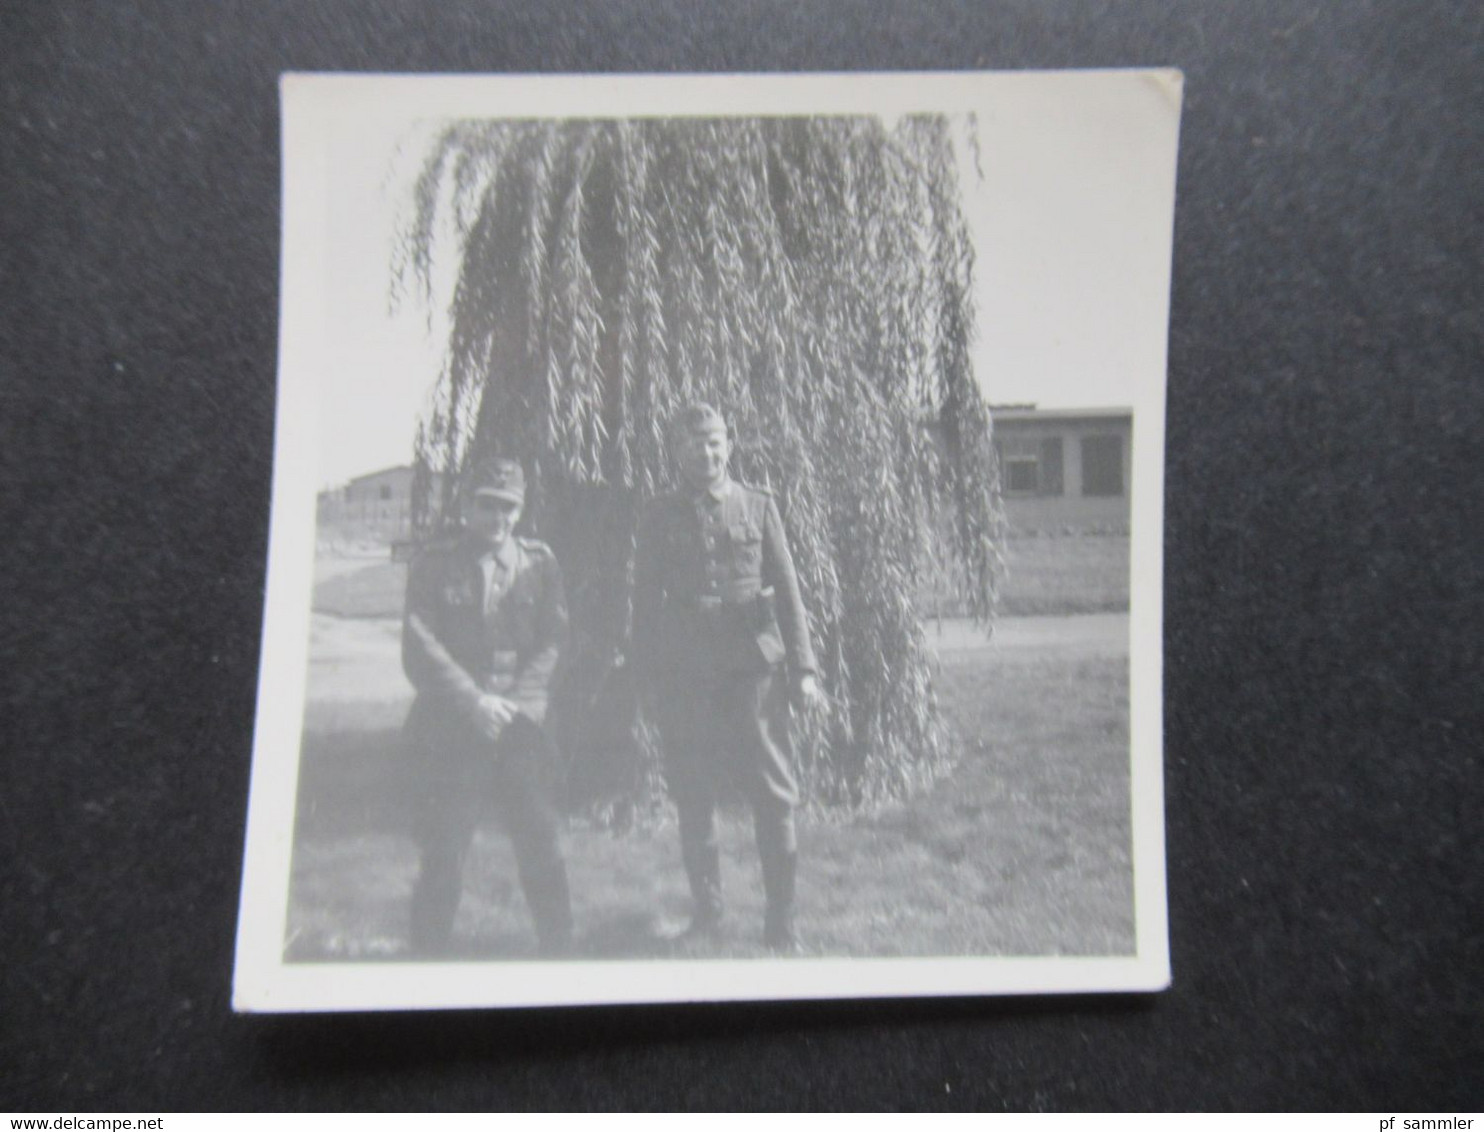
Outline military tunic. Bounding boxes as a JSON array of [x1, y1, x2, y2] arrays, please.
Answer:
[[631, 477, 817, 928], [632, 477, 816, 681], [403, 534, 566, 730], [401, 533, 572, 954]]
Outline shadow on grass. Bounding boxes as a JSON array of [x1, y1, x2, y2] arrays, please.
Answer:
[[287, 645, 1134, 965]]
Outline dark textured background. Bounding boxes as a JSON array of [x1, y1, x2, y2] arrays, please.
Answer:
[[3, 0, 1481, 1111]]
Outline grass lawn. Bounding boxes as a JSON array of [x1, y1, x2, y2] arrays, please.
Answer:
[[996, 533, 1129, 616], [312, 558, 407, 618], [311, 529, 1129, 624], [285, 622, 1132, 962]]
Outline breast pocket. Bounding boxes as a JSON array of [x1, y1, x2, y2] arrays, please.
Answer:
[[505, 590, 538, 646], [442, 580, 476, 609], [728, 522, 763, 577]]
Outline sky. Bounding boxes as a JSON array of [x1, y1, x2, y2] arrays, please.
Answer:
[[310, 77, 1176, 487], [316, 121, 445, 488]]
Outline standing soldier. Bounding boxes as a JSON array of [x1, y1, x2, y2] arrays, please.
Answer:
[[630, 403, 825, 951], [401, 457, 574, 957]]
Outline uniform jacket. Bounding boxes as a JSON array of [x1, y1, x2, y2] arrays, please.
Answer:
[[402, 533, 568, 748], [631, 478, 817, 680]]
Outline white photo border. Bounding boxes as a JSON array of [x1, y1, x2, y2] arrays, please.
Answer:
[[234, 69, 1181, 1012]]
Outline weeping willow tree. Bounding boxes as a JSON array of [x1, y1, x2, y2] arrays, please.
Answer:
[[394, 115, 1005, 809]]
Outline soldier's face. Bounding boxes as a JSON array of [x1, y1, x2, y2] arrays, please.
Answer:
[[468, 494, 521, 548], [678, 426, 730, 490]]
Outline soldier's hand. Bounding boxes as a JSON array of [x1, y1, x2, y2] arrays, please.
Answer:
[[472, 693, 516, 741], [795, 674, 827, 711]]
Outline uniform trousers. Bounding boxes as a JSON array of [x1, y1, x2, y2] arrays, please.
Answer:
[[408, 714, 572, 955], [652, 662, 799, 917]]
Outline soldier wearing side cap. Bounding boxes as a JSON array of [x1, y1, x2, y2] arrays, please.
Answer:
[[401, 457, 574, 957], [630, 403, 825, 951]]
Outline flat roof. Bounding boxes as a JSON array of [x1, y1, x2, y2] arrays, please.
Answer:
[[344, 463, 415, 486], [990, 405, 1132, 422]]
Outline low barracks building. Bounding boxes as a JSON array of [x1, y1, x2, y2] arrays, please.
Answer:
[[317, 464, 441, 547], [990, 406, 1132, 533]]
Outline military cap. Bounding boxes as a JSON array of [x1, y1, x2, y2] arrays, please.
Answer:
[[466, 456, 525, 505], [672, 401, 728, 438]]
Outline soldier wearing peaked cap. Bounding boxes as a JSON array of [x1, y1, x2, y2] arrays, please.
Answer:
[[401, 456, 574, 957], [630, 403, 826, 951]]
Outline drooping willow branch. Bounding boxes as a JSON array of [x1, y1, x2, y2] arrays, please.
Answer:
[[395, 115, 1005, 808]]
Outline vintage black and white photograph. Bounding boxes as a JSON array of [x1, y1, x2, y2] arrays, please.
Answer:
[[234, 70, 1180, 1011]]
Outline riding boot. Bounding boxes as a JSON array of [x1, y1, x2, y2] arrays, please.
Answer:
[[409, 854, 462, 957], [760, 842, 798, 952], [682, 838, 725, 934], [526, 858, 575, 958]]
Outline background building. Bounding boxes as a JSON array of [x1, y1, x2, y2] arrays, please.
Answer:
[[918, 405, 1133, 617], [317, 464, 437, 550], [991, 406, 1132, 533]]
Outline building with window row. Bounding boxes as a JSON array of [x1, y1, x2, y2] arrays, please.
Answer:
[[316, 464, 440, 548], [991, 406, 1132, 533]]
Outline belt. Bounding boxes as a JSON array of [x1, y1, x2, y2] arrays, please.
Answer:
[[667, 585, 772, 613]]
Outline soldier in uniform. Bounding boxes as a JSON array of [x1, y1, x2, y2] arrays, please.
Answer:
[[630, 403, 825, 951], [401, 457, 574, 957]]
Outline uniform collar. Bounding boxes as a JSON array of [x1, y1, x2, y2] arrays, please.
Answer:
[[688, 475, 733, 504], [490, 537, 519, 569], [467, 533, 519, 569]]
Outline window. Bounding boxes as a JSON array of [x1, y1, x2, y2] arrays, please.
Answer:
[[1005, 457, 1039, 493], [994, 434, 1064, 496], [1081, 435, 1124, 497], [379, 484, 393, 501]]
